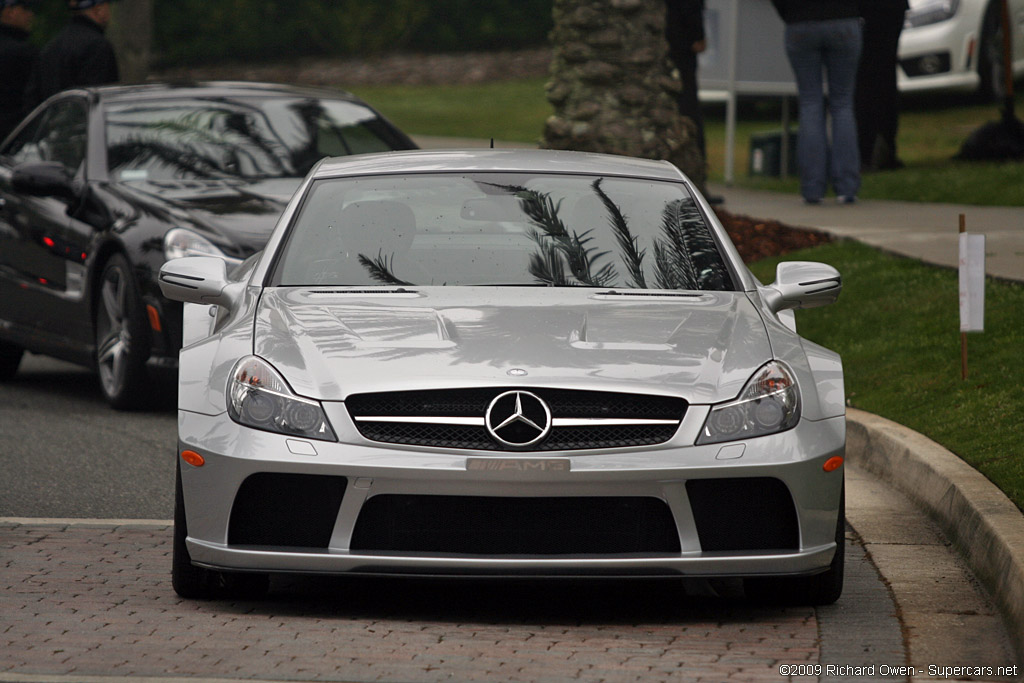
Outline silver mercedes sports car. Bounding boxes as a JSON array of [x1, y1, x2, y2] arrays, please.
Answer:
[[160, 149, 846, 603]]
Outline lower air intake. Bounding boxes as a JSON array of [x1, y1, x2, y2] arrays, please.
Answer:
[[686, 477, 799, 552], [229, 473, 347, 549], [350, 495, 681, 555]]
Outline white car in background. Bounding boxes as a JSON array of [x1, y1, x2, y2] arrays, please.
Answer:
[[899, 0, 1024, 98]]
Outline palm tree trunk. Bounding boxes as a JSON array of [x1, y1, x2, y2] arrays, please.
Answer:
[[543, 0, 706, 188], [109, 0, 154, 83]]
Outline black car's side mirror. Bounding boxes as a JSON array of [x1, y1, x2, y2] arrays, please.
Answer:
[[12, 161, 81, 202], [12, 161, 112, 229]]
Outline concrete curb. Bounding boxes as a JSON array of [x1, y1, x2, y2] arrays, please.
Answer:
[[847, 407, 1024, 664]]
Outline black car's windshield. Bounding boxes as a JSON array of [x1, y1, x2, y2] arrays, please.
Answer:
[[272, 172, 735, 291], [105, 96, 408, 181]]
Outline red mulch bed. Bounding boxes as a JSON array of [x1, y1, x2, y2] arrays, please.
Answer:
[[714, 208, 832, 263]]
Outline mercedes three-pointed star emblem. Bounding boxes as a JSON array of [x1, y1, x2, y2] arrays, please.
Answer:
[[484, 390, 552, 448]]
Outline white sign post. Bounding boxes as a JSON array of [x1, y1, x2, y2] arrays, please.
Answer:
[[958, 214, 986, 380]]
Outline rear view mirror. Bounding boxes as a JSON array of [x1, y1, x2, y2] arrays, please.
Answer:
[[763, 261, 841, 313], [461, 197, 522, 221], [12, 162, 81, 201]]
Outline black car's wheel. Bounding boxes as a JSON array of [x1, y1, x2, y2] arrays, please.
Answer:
[[172, 462, 269, 600], [978, 1, 1007, 102], [0, 340, 24, 380], [94, 254, 151, 409], [745, 482, 846, 606]]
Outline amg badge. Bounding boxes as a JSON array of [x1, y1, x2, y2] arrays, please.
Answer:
[[466, 458, 570, 472]]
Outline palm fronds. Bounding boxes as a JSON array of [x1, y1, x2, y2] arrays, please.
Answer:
[[591, 179, 646, 289], [519, 190, 617, 287], [653, 199, 699, 290], [651, 198, 734, 291], [526, 235, 569, 286], [107, 107, 290, 179], [358, 251, 414, 286]]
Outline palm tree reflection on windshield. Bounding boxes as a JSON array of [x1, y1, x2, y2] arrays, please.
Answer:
[[351, 180, 732, 290], [107, 108, 291, 180], [593, 178, 645, 289], [359, 250, 414, 286], [520, 188, 617, 287], [521, 181, 728, 290]]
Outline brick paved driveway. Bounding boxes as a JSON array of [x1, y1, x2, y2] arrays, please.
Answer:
[[2, 522, 830, 682]]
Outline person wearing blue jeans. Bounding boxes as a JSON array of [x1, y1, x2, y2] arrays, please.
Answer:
[[771, 0, 863, 204]]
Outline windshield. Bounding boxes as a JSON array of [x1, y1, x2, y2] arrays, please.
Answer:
[[105, 96, 409, 181], [272, 172, 735, 291]]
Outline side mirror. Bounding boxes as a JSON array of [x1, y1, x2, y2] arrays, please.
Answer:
[[12, 162, 81, 201], [159, 256, 236, 307], [763, 261, 841, 313]]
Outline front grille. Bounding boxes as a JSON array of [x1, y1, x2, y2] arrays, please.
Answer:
[[228, 473, 347, 549], [355, 422, 496, 450], [686, 478, 799, 552], [346, 387, 686, 451], [350, 495, 681, 555]]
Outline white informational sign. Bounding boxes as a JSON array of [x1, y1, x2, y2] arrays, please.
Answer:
[[958, 233, 986, 332], [699, 0, 794, 95], [697, 0, 796, 182]]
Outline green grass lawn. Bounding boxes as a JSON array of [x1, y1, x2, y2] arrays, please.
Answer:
[[748, 241, 1024, 511], [705, 94, 1024, 205], [351, 78, 553, 144], [352, 79, 1024, 206]]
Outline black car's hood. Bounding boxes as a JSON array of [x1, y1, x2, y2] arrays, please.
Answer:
[[115, 178, 302, 254]]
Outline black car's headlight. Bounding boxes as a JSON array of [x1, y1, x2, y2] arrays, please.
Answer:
[[164, 228, 242, 267], [227, 356, 337, 441], [904, 0, 959, 28], [697, 361, 800, 445]]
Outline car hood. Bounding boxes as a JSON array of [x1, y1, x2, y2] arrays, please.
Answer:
[[117, 178, 302, 253], [253, 288, 773, 404]]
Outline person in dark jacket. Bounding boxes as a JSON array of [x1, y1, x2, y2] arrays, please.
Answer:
[[27, 0, 118, 105], [665, 0, 723, 203], [770, 0, 863, 204], [0, 0, 40, 141], [856, 0, 909, 170], [665, 0, 708, 159]]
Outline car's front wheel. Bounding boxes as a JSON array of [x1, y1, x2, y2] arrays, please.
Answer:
[[172, 461, 269, 600], [745, 482, 846, 606], [0, 340, 24, 380], [94, 254, 151, 409], [979, 1, 1008, 102]]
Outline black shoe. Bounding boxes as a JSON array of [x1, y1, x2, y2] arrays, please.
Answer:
[[705, 193, 725, 205]]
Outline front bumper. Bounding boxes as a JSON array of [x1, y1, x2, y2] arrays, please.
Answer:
[[898, 13, 980, 93], [177, 405, 845, 579]]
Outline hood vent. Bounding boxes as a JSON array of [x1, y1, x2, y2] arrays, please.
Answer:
[[308, 288, 422, 298]]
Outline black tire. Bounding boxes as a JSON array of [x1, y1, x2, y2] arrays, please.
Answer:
[[978, 2, 1007, 102], [0, 340, 24, 380], [94, 253, 151, 409], [172, 462, 269, 600], [745, 482, 846, 606]]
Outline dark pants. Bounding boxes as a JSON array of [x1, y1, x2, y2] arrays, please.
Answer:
[[672, 49, 706, 160], [856, 5, 906, 169]]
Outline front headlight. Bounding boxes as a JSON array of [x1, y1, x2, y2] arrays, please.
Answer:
[[904, 0, 959, 28], [164, 228, 242, 266], [227, 356, 337, 441], [697, 361, 800, 445]]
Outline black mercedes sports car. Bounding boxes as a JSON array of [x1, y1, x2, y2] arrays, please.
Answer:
[[0, 81, 416, 408]]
